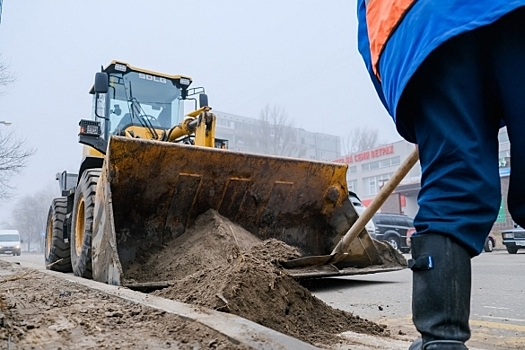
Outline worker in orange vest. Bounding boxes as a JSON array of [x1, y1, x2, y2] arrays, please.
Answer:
[[358, 2, 525, 350]]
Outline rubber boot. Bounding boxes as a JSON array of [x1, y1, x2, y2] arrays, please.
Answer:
[[408, 234, 471, 350]]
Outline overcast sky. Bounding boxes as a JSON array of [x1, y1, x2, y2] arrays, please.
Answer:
[[0, 1, 400, 222]]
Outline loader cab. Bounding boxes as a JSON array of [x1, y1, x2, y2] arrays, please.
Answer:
[[90, 61, 192, 140]]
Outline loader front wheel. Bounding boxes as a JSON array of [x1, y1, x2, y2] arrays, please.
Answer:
[[70, 169, 101, 279], [45, 198, 72, 272]]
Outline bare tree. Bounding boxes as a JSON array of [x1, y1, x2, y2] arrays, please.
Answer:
[[0, 129, 35, 199], [0, 56, 15, 95], [0, 56, 34, 199], [0, 221, 14, 229], [11, 187, 56, 252], [256, 104, 307, 158], [341, 127, 381, 154]]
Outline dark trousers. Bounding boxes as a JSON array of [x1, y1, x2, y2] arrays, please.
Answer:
[[397, 8, 525, 256]]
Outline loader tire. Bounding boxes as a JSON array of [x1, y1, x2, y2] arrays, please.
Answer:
[[45, 197, 72, 272], [70, 169, 101, 279]]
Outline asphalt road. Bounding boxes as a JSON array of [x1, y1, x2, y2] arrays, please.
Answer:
[[4, 250, 525, 349], [306, 249, 525, 350], [4, 251, 44, 267]]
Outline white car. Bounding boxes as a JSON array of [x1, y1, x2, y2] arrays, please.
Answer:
[[348, 192, 376, 236], [0, 230, 22, 256]]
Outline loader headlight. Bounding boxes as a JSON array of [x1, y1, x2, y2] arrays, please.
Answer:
[[115, 63, 127, 72], [79, 120, 101, 136], [179, 78, 190, 86]]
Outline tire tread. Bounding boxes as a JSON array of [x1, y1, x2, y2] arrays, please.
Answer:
[[71, 169, 101, 278], [45, 197, 72, 272]]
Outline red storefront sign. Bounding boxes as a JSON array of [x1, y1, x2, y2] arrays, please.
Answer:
[[333, 145, 395, 164]]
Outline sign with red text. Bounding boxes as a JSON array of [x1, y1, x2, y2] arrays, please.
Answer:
[[333, 145, 395, 164]]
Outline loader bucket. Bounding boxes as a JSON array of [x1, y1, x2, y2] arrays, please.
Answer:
[[91, 136, 405, 286]]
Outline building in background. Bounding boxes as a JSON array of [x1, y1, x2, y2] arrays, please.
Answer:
[[334, 128, 513, 232], [214, 110, 341, 161], [333, 140, 419, 214]]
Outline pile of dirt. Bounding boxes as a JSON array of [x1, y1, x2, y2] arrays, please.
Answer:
[[125, 209, 264, 283], [0, 260, 250, 349], [130, 209, 389, 347]]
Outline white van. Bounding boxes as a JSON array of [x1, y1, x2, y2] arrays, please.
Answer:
[[0, 230, 22, 256]]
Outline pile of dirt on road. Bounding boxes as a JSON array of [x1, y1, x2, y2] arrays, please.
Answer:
[[0, 260, 250, 349], [128, 209, 389, 347]]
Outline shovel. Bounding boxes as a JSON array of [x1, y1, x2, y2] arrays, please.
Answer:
[[281, 147, 419, 269]]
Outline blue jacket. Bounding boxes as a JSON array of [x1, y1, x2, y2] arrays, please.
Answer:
[[358, 0, 525, 121]]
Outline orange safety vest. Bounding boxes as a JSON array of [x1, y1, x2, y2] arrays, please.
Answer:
[[366, 0, 417, 80]]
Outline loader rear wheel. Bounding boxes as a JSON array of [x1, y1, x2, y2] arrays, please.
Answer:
[[70, 169, 101, 279], [45, 198, 72, 272]]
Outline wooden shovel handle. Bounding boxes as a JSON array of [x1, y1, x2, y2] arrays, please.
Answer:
[[332, 147, 419, 255]]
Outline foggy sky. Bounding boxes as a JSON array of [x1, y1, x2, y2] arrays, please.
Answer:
[[0, 1, 400, 221]]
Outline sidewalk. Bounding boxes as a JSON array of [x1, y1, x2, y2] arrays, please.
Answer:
[[2, 258, 418, 349]]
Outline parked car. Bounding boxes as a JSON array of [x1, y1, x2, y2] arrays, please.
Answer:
[[501, 225, 525, 254], [483, 232, 496, 253], [371, 213, 415, 253], [406, 226, 496, 253], [348, 191, 376, 236]]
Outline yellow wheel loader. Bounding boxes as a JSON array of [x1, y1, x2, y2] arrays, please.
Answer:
[[45, 61, 406, 287]]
